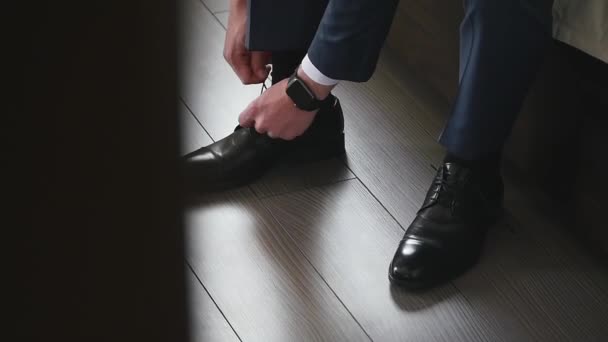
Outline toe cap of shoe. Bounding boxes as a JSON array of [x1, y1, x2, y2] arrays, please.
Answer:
[[389, 239, 438, 283]]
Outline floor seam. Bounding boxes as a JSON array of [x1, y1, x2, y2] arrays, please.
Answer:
[[212, 11, 229, 30], [197, 0, 228, 30], [260, 200, 375, 342], [186, 261, 244, 342], [180, 96, 216, 143]]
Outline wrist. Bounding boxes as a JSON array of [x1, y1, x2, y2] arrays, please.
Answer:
[[229, 0, 247, 16], [230, 0, 247, 8], [296, 66, 335, 101]]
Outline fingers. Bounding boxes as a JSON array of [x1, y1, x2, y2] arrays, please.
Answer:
[[226, 50, 255, 84], [238, 101, 273, 136], [222, 5, 269, 85], [280, 132, 298, 141], [224, 46, 271, 84], [250, 51, 272, 82], [254, 119, 268, 135], [229, 53, 271, 85], [224, 44, 271, 84], [223, 13, 255, 84], [238, 81, 315, 140], [238, 102, 256, 128]]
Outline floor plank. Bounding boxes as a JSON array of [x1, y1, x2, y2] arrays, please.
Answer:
[[379, 49, 449, 139], [263, 179, 512, 342], [215, 11, 229, 29], [187, 268, 240, 342], [250, 159, 356, 198], [180, 99, 212, 155], [201, 0, 229, 13], [450, 210, 608, 341], [185, 188, 370, 342], [333, 60, 446, 225], [501, 179, 608, 339]]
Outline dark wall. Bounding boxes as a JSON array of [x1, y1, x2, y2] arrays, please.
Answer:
[[12, 1, 188, 341]]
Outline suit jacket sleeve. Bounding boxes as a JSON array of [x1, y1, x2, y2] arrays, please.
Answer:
[[307, 0, 400, 82]]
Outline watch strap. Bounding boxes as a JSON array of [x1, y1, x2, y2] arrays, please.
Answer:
[[287, 71, 332, 111]]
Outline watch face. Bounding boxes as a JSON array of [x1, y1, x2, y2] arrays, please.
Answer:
[[286, 78, 315, 110]]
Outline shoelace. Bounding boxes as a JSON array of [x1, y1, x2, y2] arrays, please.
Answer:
[[260, 75, 272, 95], [420, 165, 464, 215], [233, 76, 272, 133]]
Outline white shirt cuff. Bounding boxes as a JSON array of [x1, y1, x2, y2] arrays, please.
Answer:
[[300, 54, 340, 86]]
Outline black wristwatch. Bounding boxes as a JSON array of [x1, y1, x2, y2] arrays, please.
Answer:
[[286, 70, 331, 111]]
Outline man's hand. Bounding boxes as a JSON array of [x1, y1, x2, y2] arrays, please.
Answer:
[[238, 66, 336, 140], [238, 79, 317, 140], [223, 0, 271, 84]]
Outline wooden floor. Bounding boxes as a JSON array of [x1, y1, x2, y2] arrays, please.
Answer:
[[181, 1, 608, 341]]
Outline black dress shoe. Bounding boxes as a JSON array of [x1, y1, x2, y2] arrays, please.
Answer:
[[389, 161, 504, 289], [184, 94, 345, 192]]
